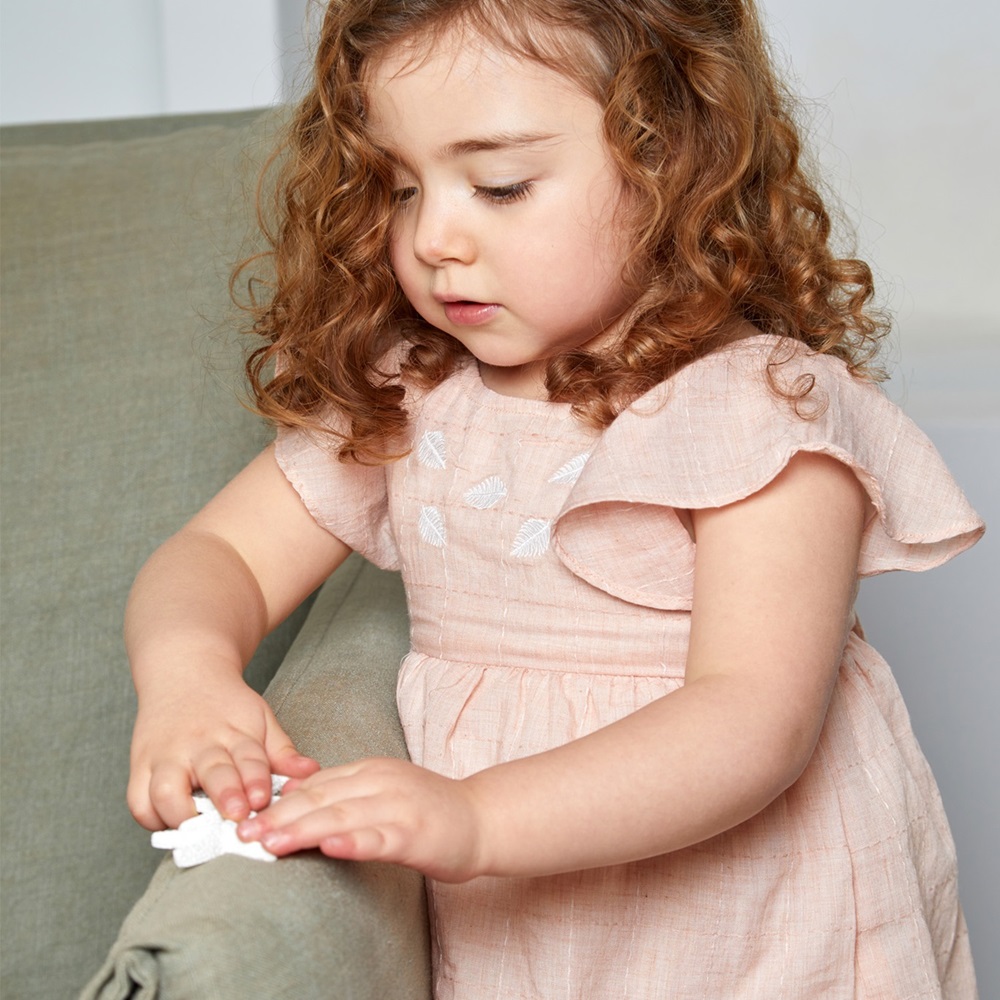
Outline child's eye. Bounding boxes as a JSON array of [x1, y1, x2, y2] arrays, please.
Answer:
[[392, 186, 418, 207], [473, 181, 534, 205]]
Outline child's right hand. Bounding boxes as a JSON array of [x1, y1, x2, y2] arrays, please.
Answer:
[[127, 671, 319, 831], [124, 447, 349, 832]]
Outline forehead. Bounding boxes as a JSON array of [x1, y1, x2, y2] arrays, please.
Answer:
[[364, 28, 602, 155]]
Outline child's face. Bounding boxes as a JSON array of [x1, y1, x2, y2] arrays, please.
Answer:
[[367, 28, 634, 396]]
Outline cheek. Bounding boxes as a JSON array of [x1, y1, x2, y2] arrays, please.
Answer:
[[389, 236, 414, 287], [556, 223, 627, 291], [552, 181, 628, 278]]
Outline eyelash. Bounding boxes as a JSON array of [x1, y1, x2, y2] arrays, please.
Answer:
[[474, 181, 534, 204], [392, 187, 418, 207], [391, 181, 534, 208]]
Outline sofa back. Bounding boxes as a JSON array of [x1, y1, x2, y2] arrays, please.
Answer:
[[0, 109, 311, 998]]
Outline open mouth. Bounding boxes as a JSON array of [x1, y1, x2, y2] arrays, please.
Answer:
[[442, 301, 501, 326]]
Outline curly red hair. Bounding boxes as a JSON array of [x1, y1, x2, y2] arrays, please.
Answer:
[[237, 0, 887, 462]]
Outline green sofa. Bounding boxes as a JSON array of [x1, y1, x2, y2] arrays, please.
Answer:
[[1, 109, 432, 999]]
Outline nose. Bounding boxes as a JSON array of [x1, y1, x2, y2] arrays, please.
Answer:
[[410, 194, 476, 266]]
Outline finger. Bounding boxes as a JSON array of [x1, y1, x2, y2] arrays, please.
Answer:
[[143, 761, 200, 830], [251, 759, 412, 833], [237, 772, 365, 844], [258, 798, 385, 857], [229, 738, 276, 813], [319, 828, 389, 863], [126, 769, 165, 831], [194, 753, 255, 821], [275, 758, 377, 796], [235, 781, 320, 841], [262, 712, 320, 779]]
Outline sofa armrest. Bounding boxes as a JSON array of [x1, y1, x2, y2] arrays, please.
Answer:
[[80, 557, 432, 1000]]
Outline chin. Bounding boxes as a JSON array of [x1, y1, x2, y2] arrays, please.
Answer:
[[462, 338, 541, 367]]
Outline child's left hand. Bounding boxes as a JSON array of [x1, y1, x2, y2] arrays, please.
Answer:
[[236, 758, 485, 883]]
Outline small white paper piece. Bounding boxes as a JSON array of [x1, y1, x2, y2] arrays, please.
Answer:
[[151, 774, 289, 868]]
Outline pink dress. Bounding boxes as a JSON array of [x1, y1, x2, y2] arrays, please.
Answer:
[[277, 335, 983, 999]]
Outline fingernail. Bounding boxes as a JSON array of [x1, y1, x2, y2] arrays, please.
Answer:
[[222, 796, 244, 818], [237, 820, 259, 841], [262, 832, 291, 852]]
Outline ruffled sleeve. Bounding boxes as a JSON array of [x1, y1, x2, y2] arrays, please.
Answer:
[[275, 419, 400, 571], [553, 336, 984, 611]]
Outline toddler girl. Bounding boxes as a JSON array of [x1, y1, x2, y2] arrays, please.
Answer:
[[126, 1, 984, 996]]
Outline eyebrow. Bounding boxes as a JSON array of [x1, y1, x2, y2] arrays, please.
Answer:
[[438, 131, 561, 159], [376, 131, 562, 167]]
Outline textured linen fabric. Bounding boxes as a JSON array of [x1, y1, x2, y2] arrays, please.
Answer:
[[276, 335, 984, 1000], [0, 109, 313, 998]]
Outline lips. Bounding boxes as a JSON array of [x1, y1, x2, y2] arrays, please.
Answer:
[[441, 301, 501, 326]]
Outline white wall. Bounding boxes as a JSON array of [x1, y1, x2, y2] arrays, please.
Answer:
[[0, 0, 164, 122], [763, 0, 1000, 349], [0, 0, 311, 123]]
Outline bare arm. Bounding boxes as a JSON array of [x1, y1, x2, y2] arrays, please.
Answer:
[[126, 445, 352, 830], [463, 455, 864, 874], [243, 452, 866, 881]]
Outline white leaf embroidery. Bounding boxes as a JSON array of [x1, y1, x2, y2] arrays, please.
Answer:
[[463, 476, 508, 510], [511, 518, 552, 559], [417, 430, 447, 470], [418, 506, 446, 548], [549, 452, 591, 485]]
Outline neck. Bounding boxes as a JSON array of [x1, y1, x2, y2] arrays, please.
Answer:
[[477, 361, 549, 400]]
